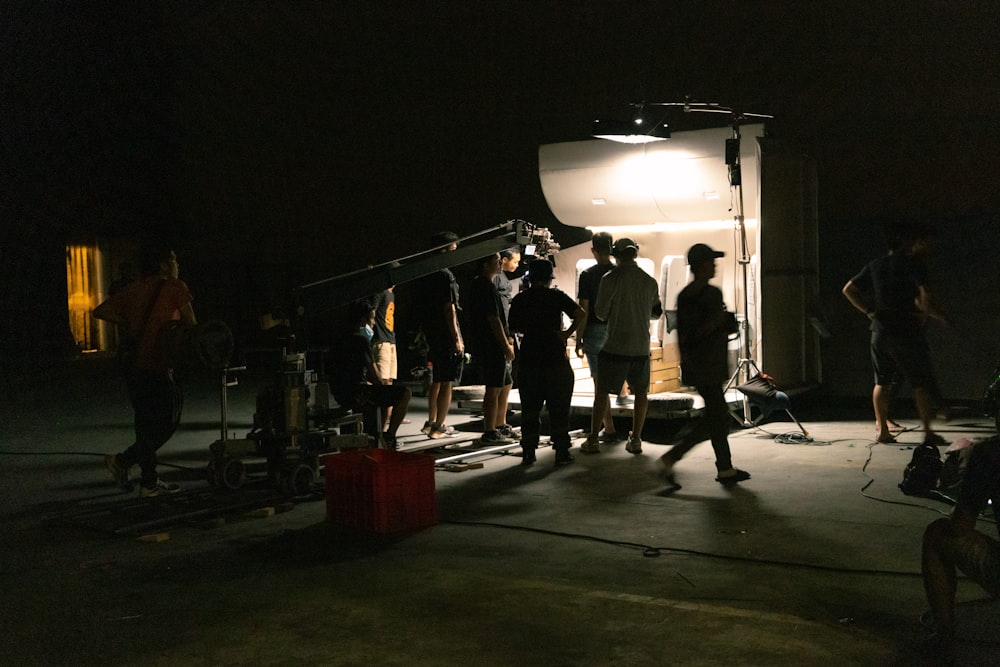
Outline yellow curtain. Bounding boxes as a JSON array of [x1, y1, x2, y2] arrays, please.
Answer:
[[66, 245, 102, 351]]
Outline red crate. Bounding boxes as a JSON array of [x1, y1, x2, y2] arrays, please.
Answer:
[[323, 449, 437, 534]]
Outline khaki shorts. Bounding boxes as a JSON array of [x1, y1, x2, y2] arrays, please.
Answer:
[[372, 342, 397, 381]]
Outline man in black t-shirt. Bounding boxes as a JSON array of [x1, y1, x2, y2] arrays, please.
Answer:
[[843, 222, 949, 446], [574, 232, 625, 441], [658, 244, 749, 489], [415, 232, 465, 439], [467, 253, 516, 444]]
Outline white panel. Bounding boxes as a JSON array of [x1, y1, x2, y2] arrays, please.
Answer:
[[538, 125, 763, 228]]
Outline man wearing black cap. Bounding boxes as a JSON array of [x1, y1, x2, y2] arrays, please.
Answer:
[[658, 243, 750, 489], [580, 237, 662, 455]]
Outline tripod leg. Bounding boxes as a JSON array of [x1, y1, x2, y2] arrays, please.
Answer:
[[784, 409, 808, 436]]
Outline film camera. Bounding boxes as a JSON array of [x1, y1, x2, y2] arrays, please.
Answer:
[[514, 220, 560, 259]]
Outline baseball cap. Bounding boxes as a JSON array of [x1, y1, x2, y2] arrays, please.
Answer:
[[612, 237, 639, 255], [527, 258, 554, 282], [687, 243, 725, 266]]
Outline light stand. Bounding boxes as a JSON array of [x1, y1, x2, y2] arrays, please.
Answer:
[[592, 100, 779, 426], [721, 115, 762, 425]]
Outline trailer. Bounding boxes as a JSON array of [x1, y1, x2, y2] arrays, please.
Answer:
[[538, 123, 821, 403]]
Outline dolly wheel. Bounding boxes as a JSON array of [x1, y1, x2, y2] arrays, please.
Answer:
[[206, 458, 219, 487], [285, 464, 315, 496], [221, 458, 246, 490]]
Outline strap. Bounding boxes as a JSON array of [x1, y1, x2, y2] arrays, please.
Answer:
[[133, 279, 166, 348]]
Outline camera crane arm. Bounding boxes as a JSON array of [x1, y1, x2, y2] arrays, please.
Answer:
[[293, 220, 559, 318]]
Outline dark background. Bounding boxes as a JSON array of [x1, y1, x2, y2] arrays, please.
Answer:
[[3, 2, 999, 399]]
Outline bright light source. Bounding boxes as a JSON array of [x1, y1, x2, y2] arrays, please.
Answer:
[[593, 133, 668, 144], [592, 117, 670, 143], [586, 219, 757, 234]]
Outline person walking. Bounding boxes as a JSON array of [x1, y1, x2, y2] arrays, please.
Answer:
[[658, 243, 750, 490], [508, 259, 585, 466], [94, 241, 196, 497]]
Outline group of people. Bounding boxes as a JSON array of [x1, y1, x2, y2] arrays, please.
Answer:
[[96, 226, 998, 661], [574, 233, 751, 489]]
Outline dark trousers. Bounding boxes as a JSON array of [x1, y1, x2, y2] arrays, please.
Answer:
[[122, 369, 183, 486], [665, 383, 733, 472], [518, 361, 575, 452]]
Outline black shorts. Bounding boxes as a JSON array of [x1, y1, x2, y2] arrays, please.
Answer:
[[478, 346, 513, 388], [870, 328, 936, 390], [427, 346, 465, 384]]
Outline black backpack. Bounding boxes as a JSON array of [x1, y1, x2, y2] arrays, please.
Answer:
[[898, 443, 943, 496]]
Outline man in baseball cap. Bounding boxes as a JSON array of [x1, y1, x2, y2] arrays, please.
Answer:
[[687, 243, 725, 267], [612, 237, 639, 256], [658, 242, 750, 491]]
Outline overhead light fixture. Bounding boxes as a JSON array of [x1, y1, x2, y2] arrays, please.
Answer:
[[590, 97, 774, 425], [591, 115, 670, 144]]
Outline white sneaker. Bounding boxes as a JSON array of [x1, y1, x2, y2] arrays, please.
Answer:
[[580, 435, 600, 454], [140, 479, 181, 498]]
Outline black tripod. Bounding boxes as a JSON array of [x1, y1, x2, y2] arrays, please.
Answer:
[[718, 114, 765, 426]]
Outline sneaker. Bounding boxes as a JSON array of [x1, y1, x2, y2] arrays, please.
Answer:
[[662, 472, 682, 493], [715, 468, 751, 485], [481, 430, 513, 445], [625, 434, 643, 454], [420, 420, 435, 435], [615, 395, 634, 406], [140, 479, 181, 498], [599, 431, 625, 444], [428, 424, 456, 439], [497, 424, 518, 439], [554, 449, 575, 466], [105, 454, 133, 492], [579, 435, 600, 454]]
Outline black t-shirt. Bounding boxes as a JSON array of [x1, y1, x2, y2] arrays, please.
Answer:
[[676, 281, 730, 386], [465, 275, 507, 354], [850, 253, 928, 333], [372, 289, 395, 345], [508, 286, 578, 367], [416, 268, 460, 345], [328, 329, 372, 407], [577, 261, 614, 325]]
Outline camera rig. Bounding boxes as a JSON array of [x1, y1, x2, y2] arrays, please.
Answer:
[[207, 220, 564, 494]]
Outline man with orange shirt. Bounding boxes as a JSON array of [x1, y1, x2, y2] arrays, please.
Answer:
[[94, 241, 196, 497]]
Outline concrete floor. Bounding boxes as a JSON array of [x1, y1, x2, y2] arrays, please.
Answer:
[[2, 357, 998, 666]]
